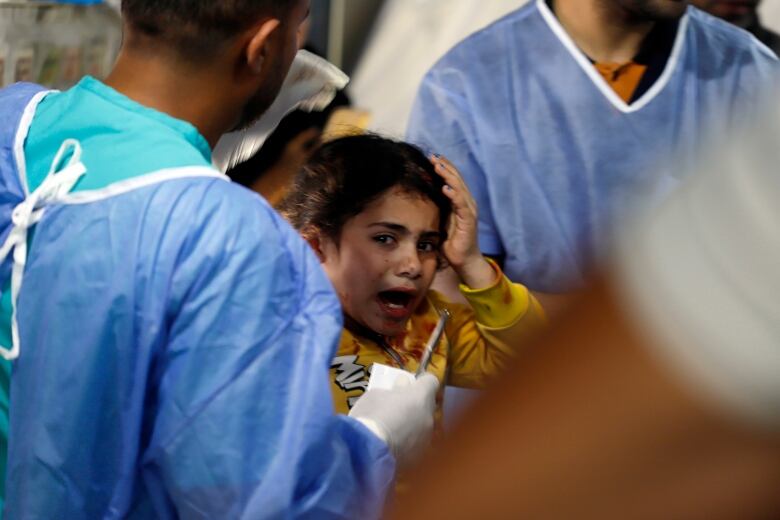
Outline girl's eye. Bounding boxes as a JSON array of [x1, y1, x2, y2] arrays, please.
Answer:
[[373, 234, 396, 245], [418, 241, 439, 253]]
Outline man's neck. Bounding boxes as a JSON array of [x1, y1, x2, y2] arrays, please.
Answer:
[[552, 0, 656, 63], [104, 50, 243, 149]]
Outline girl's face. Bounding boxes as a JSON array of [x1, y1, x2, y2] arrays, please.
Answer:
[[317, 186, 442, 337]]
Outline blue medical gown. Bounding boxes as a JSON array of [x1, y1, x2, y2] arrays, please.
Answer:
[[407, 2, 779, 292], [0, 83, 394, 518]]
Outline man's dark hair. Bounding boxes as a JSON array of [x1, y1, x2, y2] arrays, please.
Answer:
[[280, 134, 452, 253], [121, 0, 291, 58]]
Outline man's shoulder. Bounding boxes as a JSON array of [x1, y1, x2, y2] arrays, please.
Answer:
[[758, 25, 780, 56], [160, 176, 290, 238], [427, 1, 541, 75], [180, 178, 314, 265], [111, 175, 320, 294], [0, 83, 49, 146], [0, 82, 48, 106], [80, 174, 289, 253], [0, 83, 53, 204], [172, 178, 337, 312], [687, 7, 778, 60]]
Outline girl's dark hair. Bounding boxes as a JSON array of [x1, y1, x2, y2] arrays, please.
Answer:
[[280, 134, 452, 244]]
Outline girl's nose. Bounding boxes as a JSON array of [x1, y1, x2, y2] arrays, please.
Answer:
[[397, 246, 422, 279]]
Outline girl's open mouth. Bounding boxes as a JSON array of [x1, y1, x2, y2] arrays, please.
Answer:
[[377, 290, 415, 319]]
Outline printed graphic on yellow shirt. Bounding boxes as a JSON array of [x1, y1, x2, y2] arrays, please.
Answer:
[[331, 355, 369, 408]]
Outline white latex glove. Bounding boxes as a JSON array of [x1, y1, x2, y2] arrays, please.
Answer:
[[349, 373, 439, 466], [212, 49, 349, 172]]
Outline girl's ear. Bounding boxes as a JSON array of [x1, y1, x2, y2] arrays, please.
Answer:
[[306, 234, 326, 263]]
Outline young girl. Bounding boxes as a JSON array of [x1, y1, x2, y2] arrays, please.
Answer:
[[280, 134, 545, 421]]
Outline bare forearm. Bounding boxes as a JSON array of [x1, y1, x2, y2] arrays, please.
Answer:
[[452, 255, 496, 290]]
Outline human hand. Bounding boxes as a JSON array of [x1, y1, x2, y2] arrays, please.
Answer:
[[432, 155, 496, 290], [349, 373, 439, 466]]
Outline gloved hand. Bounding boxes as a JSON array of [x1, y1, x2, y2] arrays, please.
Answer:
[[349, 373, 439, 466]]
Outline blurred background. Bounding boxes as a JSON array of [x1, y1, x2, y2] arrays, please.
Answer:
[[0, 0, 120, 90]]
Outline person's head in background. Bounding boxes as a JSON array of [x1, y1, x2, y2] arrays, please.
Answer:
[[115, 0, 310, 141], [280, 135, 451, 337], [690, 0, 761, 27]]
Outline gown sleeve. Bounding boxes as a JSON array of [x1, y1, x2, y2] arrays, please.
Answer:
[[142, 181, 395, 519]]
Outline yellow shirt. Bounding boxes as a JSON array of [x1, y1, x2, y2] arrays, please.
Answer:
[[329, 263, 546, 423]]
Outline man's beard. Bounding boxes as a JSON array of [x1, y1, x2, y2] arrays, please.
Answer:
[[618, 0, 689, 21], [232, 59, 288, 132]]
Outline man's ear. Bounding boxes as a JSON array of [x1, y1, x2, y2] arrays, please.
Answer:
[[246, 18, 281, 74]]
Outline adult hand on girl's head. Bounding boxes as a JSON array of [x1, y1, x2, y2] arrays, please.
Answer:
[[431, 155, 496, 290]]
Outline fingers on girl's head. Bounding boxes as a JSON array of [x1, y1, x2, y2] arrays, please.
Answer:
[[430, 154, 458, 196], [432, 158, 454, 178], [442, 183, 459, 202], [429, 153, 443, 169], [433, 154, 456, 169], [430, 153, 451, 166]]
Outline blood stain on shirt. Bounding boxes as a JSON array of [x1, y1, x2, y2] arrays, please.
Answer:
[[503, 287, 513, 305]]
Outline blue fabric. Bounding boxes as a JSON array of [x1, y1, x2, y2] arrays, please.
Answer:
[[0, 81, 394, 518], [0, 82, 47, 518], [407, 1, 780, 292]]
